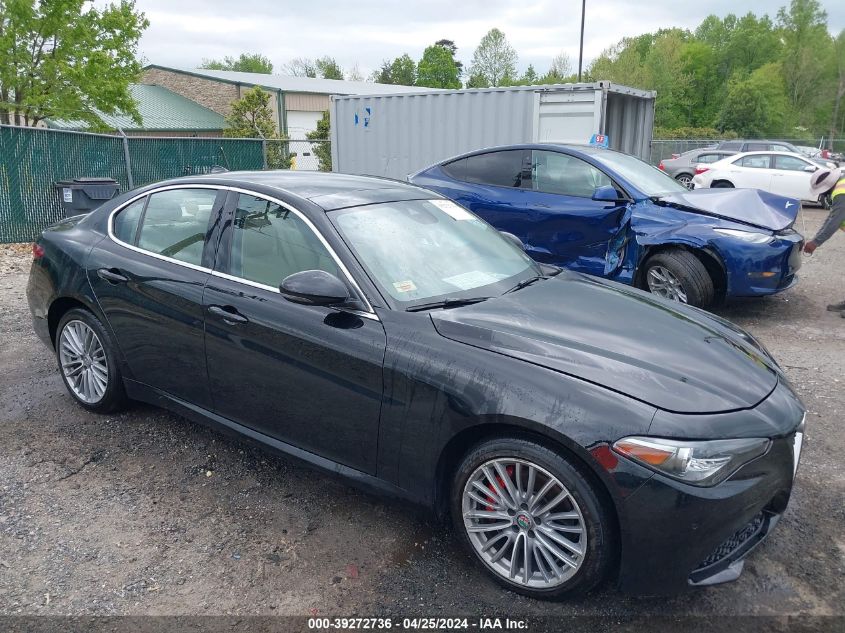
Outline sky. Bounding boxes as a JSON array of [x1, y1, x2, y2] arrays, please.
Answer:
[[128, 0, 845, 79]]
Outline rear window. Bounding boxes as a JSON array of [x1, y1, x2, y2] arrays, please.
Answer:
[[460, 150, 527, 188], [737, 155, 771, 169], [113, 198, 146, 244], [697, 153, 727, 164], [135, 188, 218, 266]]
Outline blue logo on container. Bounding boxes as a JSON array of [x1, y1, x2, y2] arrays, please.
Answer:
[[354, 107, 372, 127]]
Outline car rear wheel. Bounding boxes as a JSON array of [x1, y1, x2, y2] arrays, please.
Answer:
[[644, 250, 715, 308], [675, 173, 693, 189], [450, 438, 614, 599], [56, 308, 127, 413], [711, 180, 734, 188]]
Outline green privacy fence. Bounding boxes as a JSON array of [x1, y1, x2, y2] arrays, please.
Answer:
[[0, 125, 264, 243]]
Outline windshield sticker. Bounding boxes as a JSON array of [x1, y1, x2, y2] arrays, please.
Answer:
[[444, 270, 508, 290], [392, 280, 417, 293], [429, 199, 476, 221]]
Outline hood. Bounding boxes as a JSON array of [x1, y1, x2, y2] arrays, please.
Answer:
[[431, 273, 778, 414], [656, 188, 799, 231]]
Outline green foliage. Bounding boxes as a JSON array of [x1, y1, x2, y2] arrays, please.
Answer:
[[587, 3, 842, 138], [718, 63, 789, 136], [519, 65, 539, 85], [0, 0, 148, 127], [390, 54, 417, 86], [417, 44, 461, 89], [315, 56, 343, 80], [653, 126, 737, 139], [469, 28, 518, 87], [223, 86, 290, 169], [306, 111, 331, 172], [434, 39, 463, 76], [200, 53, 273, 74]]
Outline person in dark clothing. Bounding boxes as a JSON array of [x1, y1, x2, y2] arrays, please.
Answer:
[[803, 168, 845, 315]]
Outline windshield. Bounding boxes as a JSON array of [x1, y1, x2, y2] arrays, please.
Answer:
[[591, 151, 688, 197], [329, 199, 540, 307]]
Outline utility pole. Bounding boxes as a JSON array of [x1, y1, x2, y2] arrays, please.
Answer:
[[578, 0, 586, 82]]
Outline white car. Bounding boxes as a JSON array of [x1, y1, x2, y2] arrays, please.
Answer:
[[692, 151, 827, 204]]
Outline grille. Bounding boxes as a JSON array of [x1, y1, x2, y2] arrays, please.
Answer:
[[695, 513, 765, 570]]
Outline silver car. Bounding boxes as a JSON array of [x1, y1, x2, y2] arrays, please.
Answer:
[[658, 149, 736, 188]]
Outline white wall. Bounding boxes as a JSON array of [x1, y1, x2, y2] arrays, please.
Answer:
[[286, 111, 324, 140]]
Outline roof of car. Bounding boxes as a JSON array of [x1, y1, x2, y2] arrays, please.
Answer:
[[180, 170, 438, 211]]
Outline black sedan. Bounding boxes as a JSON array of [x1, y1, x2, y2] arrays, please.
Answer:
[[27, 172, 805, 598]]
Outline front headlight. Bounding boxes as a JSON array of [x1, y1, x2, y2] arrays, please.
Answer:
[[713, 228, 773, 244], [612, 436, 771, 486]]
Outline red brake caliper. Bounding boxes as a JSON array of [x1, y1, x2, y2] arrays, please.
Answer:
[[485, 465, 515, 511]]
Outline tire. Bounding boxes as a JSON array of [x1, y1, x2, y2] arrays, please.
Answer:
[[643, 249, 715, 308], [711, 180, 734, 189], [56, 308, 128, 413], [450, 437, 614, 599], [675, 173, 693, 189], [820, 192, 832, 210]]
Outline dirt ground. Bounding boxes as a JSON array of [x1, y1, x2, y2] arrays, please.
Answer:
[[0, 209, 843, 623]]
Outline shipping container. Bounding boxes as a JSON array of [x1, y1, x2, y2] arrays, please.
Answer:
[[330, 81, 656, 180]]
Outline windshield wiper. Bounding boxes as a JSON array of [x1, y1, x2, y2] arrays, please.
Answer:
[[405, 297, 491, 312], [504, 274, 548, 294]]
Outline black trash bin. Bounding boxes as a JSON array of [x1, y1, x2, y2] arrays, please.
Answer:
[[54, 177, 120, 217]]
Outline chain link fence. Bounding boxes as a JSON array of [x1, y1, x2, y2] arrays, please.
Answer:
[[0, 126, 333, 243]]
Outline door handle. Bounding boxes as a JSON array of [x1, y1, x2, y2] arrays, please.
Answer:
[[208, 305, 248, 324], [97, 268, 128, 284]]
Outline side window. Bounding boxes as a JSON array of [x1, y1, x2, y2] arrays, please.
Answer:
[[136, 188, 218, 266], [113, 197, 146, 244], [720, 142, 742, 151], [230, 194, 340, 288], [737, 155, 771, 169], [697, 153, 724, 164], [774, 155, 812, 171], [441, 158, 467, 180], [746, 142, 768, 151], [462, 151, 526, 187], [531, 150, 612, 197], [772, 144, 792, 152]]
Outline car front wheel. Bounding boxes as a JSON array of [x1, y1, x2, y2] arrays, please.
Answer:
[[56, 308, 127, 413], [451, 438, 614, 599], [644, 249, 715, 308]]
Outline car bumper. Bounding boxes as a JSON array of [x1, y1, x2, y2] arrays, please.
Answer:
[[723, 231, 803, 297], [612, 419, 803, 595]]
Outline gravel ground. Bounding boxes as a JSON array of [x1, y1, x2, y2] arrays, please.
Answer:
[[0, 209, 843, 622]]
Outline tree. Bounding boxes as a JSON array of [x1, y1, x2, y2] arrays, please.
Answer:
[[306, 111, 331, 171], [548, 53, 572, 79], [830, 29, 845, 144], [0, 0, 148, 127], [718, 63, 789, 136], [469, 28, 517, 87], [315, 56, 344, 80], [282, 57, 317, 77], [520, 65, 539, 85], [346, 63, 364, 82], [370, 60, 393, 83], [200, 53, 273, 74], [223, 86, 291, 169], [417, 44, 461, 89], [434, 39, 463, 75], [390, 54, 416, 86]]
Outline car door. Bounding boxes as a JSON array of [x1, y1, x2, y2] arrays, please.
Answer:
[[202, 191, 386, 474], [771, 154, 815, 200], [514, 149, 629, 274], [87, 186, 225, 408], [729, 155, 774, 190]]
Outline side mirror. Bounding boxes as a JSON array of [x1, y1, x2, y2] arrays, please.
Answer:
[[499, 231, 526, 250], [592, 185, 626, 202], [803, 164, 817, 172], [279, 270, 349, 306]]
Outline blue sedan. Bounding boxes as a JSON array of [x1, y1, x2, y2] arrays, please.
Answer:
[[410, 144, 804, 308]]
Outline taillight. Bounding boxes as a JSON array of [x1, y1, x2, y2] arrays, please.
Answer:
[[658, 161, 665, 171], [694, 166, 710, 175], [32, 243, 45, 259]]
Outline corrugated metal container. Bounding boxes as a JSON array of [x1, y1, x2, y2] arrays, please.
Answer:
[[330, 81, 656, 179]]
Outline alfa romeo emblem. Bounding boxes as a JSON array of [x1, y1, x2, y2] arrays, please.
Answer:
[[516, 513, 532, 530]]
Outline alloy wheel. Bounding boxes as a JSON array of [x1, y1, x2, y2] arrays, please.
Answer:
[[59, 320, 109, 404], [676, 174, 693, 189], [461, 458, 587, 588], [646, 265, 688, 303]]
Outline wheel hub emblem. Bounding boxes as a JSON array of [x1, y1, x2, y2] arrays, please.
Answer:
[[516, 513, 532, 530]]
